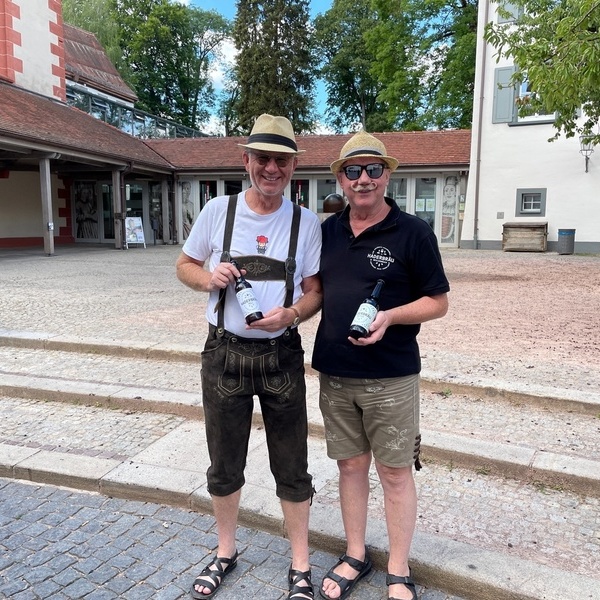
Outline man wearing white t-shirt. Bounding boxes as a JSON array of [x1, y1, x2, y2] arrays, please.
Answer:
[[177, 114, 322, 600]]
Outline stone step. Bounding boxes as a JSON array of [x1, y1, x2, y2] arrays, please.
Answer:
[[2, 344, 600, 498], [0, 393, 598, 600]]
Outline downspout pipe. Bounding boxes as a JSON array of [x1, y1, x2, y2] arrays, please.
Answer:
[[473, 0, 490, 249]]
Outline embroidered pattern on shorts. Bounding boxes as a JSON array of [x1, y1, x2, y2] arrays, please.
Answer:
[[383, 425, 409, 450]]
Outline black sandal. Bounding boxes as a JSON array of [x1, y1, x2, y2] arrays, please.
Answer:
[[387, 570, 417, 600], [288, 568, 314, 599], [319, 550, 372, 600], [190, 550, 238, 599]]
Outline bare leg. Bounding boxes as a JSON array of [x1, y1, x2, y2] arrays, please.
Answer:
[[281, 498, 313, 599], [194, 490, 240, 595], [322, 451, 371, 599], [281, 498, 311, 571], [376, 462, 417, 600]]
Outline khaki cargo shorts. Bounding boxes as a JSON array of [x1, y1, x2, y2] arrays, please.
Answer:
[[319, 373, 421, 469]]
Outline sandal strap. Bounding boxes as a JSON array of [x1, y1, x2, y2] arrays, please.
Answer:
[[193, 551, 238, 593], [338, 551, 370, 572], [386, 572, 417, 600], [386, 574, 414, 586], [288, 568, 313, 599]]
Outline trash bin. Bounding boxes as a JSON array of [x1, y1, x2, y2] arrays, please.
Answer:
[[557, 229, 575, 255]]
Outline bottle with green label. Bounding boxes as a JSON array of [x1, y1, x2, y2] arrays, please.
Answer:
[[348, 279, 385, 339], [231, 260, 263, 324]]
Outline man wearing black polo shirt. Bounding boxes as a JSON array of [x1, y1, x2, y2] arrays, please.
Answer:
[[312, 130, 449, 600]]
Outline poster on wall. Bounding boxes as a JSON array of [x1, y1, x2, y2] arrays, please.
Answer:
[[125, 217, 146, 249]]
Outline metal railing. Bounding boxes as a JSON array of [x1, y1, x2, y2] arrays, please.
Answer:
[[66, 87, 207, 139]]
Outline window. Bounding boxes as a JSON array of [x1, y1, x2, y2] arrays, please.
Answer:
[[516, 188, 546, 217], [492, 67, 554, 125], [515, 79, 554, 123], [497, 2, 523, 23]]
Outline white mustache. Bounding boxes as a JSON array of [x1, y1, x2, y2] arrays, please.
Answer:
[[350, 183, 377, 192]]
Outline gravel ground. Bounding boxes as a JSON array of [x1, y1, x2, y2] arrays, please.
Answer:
[[1, 245, 599, 400]]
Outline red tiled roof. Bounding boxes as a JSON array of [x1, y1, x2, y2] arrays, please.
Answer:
[[64, 24, 137, 103], [0, 82, 172, 171], [146, 129, 471, 171]]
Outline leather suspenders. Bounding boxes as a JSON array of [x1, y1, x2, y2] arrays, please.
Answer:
[[216, 194, 302, 334]]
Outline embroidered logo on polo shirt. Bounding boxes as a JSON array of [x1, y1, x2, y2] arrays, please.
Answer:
[[368, 246, 394, 270]]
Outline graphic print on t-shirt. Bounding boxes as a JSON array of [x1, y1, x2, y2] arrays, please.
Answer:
[[256, 235, 269, 254], [368, 246, 395, 270]]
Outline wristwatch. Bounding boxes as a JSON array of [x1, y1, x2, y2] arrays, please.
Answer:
[[289, 306, 301, 327]]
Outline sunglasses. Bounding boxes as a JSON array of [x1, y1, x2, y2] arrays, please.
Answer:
[[342, 163, 386, 180], [250, 153, 293, 168]]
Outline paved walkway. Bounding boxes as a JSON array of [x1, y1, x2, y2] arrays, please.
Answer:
[[1, 245, 599, 600]]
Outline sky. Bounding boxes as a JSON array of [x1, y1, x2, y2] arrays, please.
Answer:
[[178, 0, 334, 133]]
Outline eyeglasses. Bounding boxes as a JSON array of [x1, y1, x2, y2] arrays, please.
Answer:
[[250, 153, 293, 168], [342, 163, 386, 180]]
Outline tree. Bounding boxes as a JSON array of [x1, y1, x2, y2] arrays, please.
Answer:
[[110, 0, 230, 129], [364, 0, 424, 130], [313, 0, 477, 132], [313, 0, 393, 132], [412, 0, 478, 130], [62, 0, 126, 78], [485, 0, 600, 142], [232, 0, 317, 134]]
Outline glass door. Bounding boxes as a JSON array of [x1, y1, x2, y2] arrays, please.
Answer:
[[73, 181, 99, 241], [441, 175, 459, 245], [415, 177, 437, 229], [101, 183, 114, 241]]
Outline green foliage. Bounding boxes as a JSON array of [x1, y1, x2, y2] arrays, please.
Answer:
[[313, 0, 393, 132], [314, 0, 477, 132], [485, 0, 600, 143], [62, 0, 126, 78], [110, 0, 230, 129], [231, 0, 317, 135]]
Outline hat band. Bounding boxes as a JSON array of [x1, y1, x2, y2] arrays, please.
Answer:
[[247, 133, 298, 151], [344, 148, 384, 158]]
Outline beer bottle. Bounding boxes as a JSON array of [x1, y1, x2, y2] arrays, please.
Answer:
[[231, 260, 263, 324], [348, 279, 385, 339]]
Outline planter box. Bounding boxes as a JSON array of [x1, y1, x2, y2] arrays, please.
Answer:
[[502, 221, 548, 252]]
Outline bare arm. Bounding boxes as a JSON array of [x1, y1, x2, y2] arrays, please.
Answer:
[[350, 292, 448, 346], [176, 251, 238, 293]]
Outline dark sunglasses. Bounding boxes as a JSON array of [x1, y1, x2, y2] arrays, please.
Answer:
[[342, 163, 386, 180]]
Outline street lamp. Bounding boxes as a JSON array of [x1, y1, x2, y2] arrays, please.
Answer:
[[579, 135, 594, 172]]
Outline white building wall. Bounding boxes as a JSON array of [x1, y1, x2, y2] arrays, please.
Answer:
[[12, 0, 61, 98], [463, 0, 600, 252], [0, 172, 60, 239]]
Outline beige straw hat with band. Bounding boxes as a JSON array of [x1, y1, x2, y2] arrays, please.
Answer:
[[238, 114, 305, 155], [330, 129, 399, 173]]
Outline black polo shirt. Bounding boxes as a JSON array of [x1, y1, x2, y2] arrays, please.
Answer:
[[312, 198, 450, 378]]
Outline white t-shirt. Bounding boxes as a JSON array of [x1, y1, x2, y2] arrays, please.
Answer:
[[182, 191, 322, 338]]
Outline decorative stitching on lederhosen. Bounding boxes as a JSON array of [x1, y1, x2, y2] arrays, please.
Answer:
[[215, 194, 301, 337]]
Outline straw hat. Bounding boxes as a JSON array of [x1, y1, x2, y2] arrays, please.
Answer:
[[238, 114, 305, 154], [330, 130, 399, 173]]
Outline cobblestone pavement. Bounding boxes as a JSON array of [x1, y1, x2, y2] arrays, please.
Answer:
[[1, 245, 600, 599], [0, 478, 465, 600], [2, 395, 599, 583]]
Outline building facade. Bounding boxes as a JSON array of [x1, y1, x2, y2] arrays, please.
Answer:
[[1, 0, 470, 254], [462, 0, 599, 253]]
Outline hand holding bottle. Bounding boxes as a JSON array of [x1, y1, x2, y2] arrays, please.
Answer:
[[348, 279, 385, 340], [231, 260, 264, 324]]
